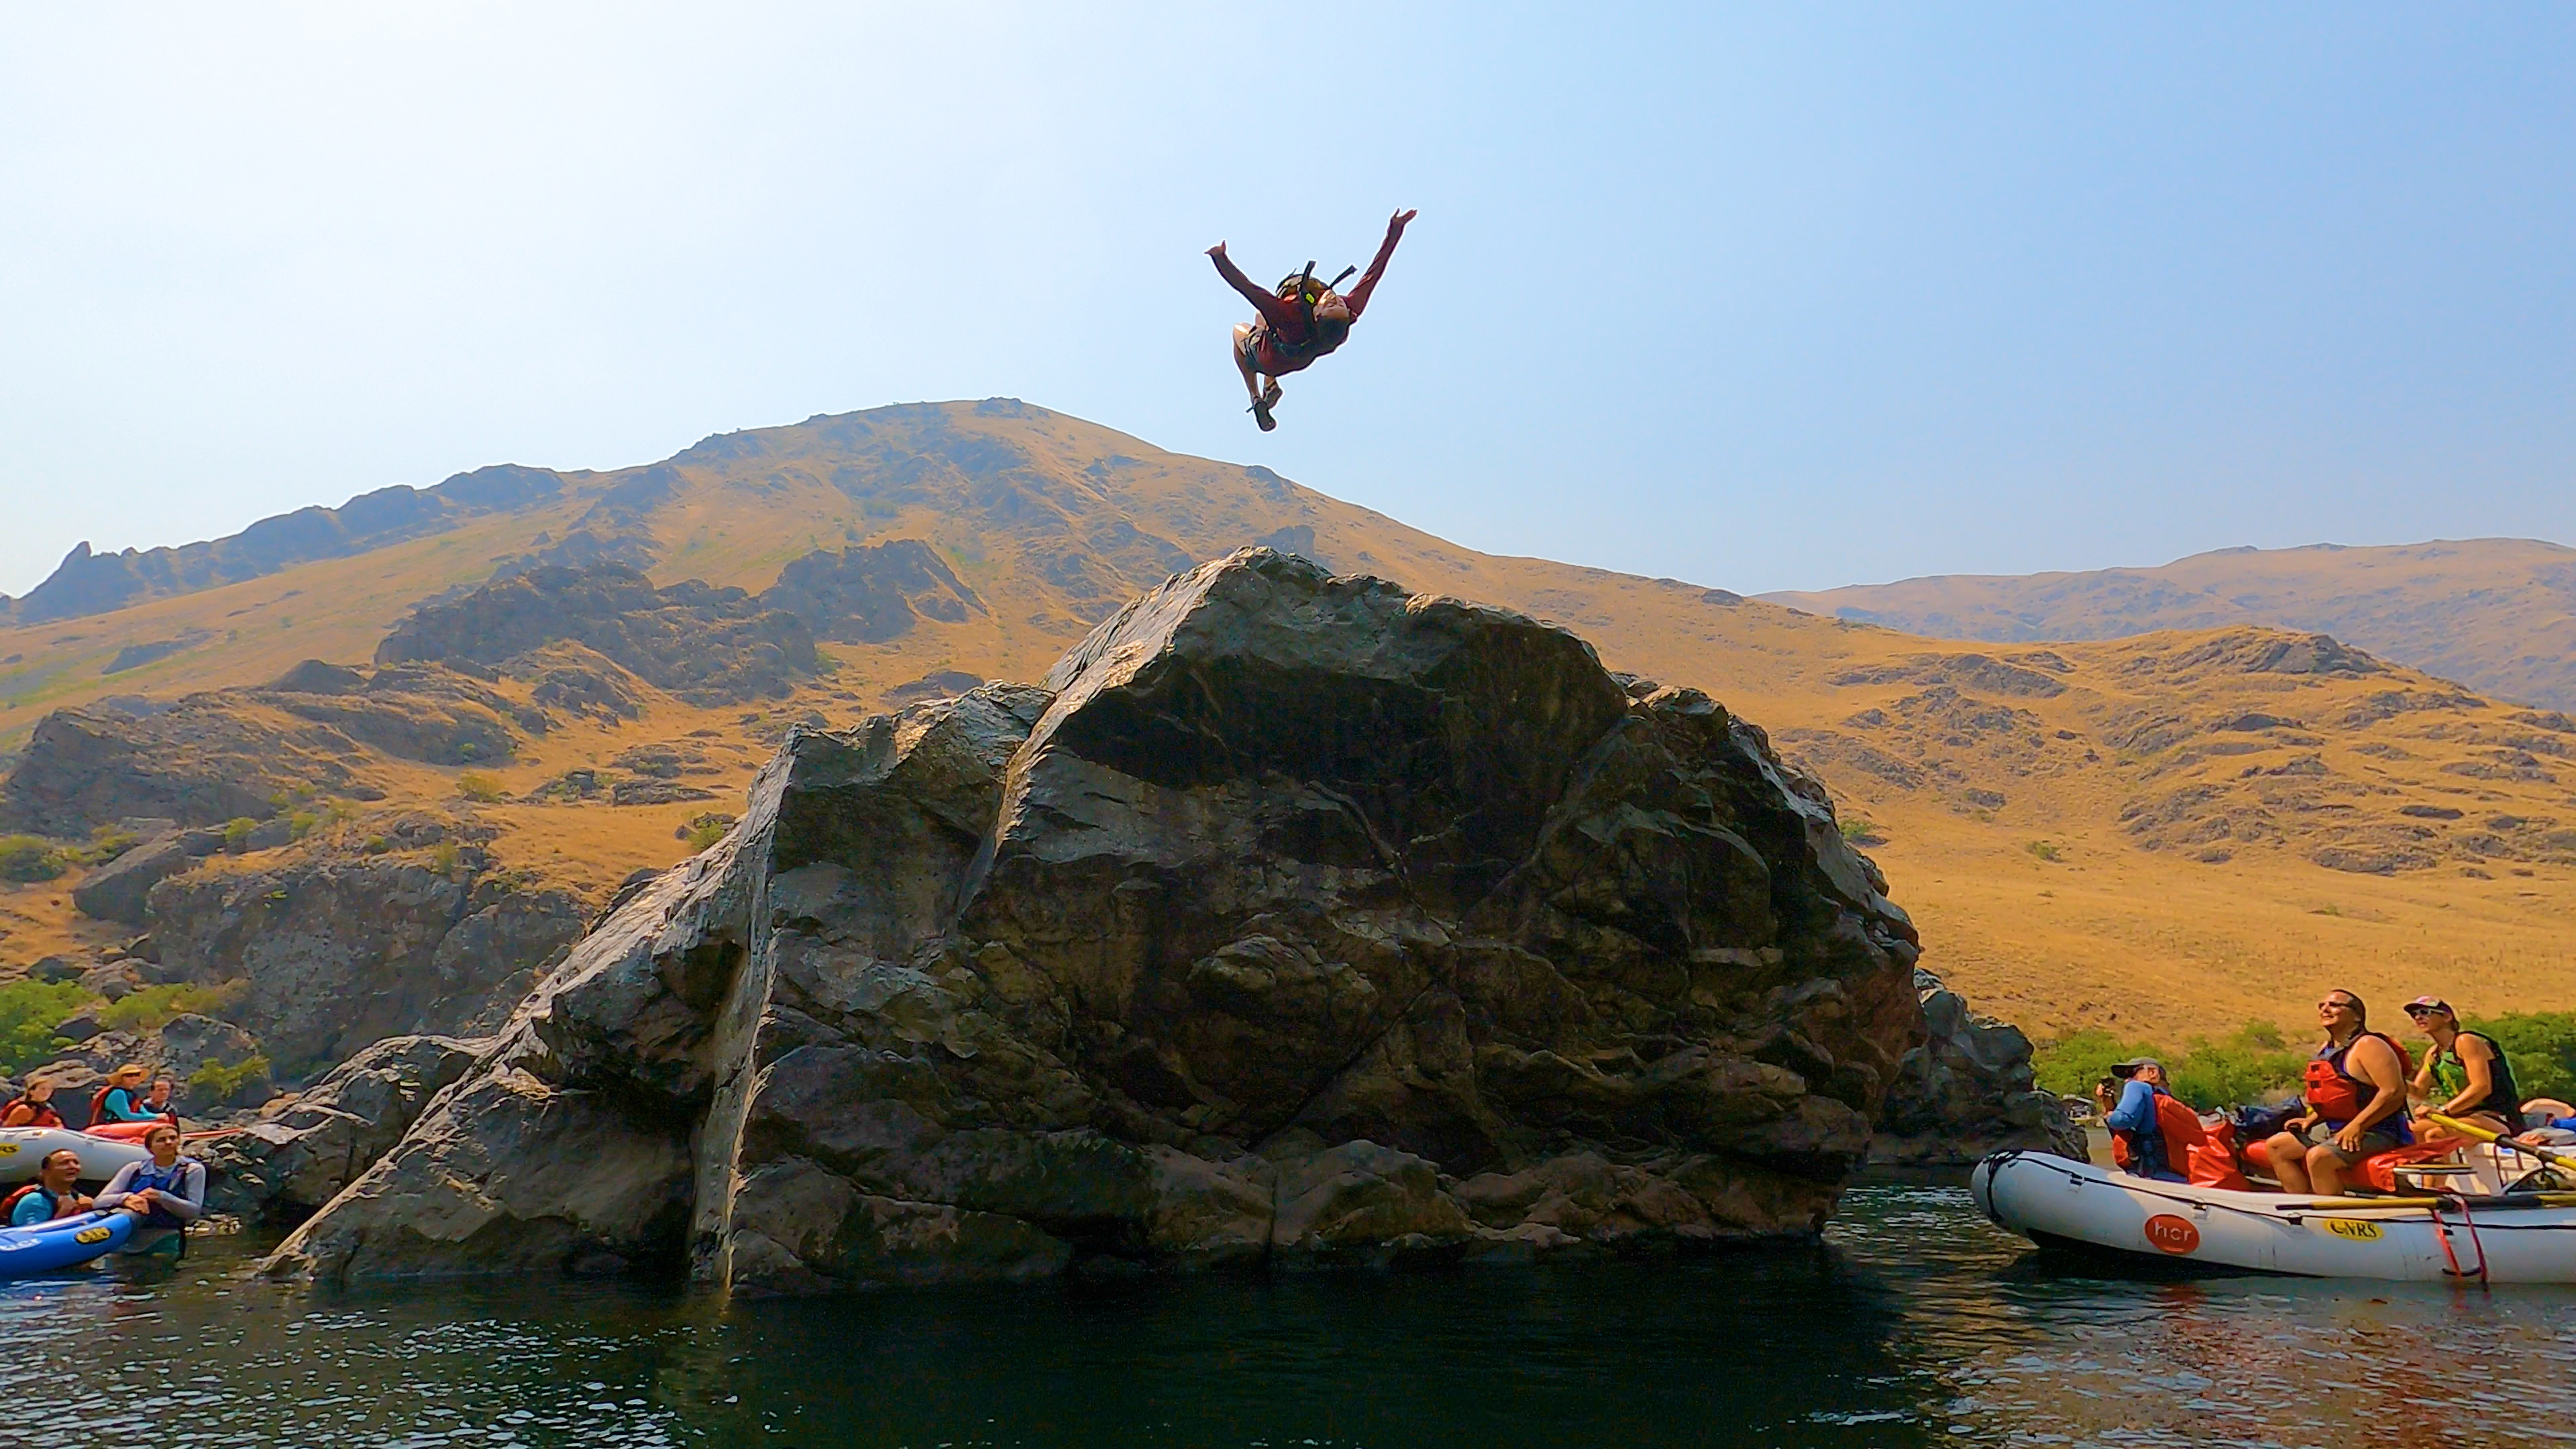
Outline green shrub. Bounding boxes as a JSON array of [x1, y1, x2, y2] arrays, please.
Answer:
[[456, 771, 507, 803], [221, 816, 260, 850], [286, 810, 321, 840], [78, 826, 142, 866], [430, 841, 460, 874], [2034, 1022, 2307, 1111], [0, 979, 89, 1073], [678, 812, 736, 851], [2026, 840, 2060, 861], [97, 979, 248, 1033], [1837, 818, 1884, 846], [0, 835, 66, 883], [2468, 1012, 2576, 1106], [186, 1053, 270, 1102]]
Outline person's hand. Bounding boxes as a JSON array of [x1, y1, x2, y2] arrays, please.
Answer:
[[1388, 208, 1417, 233], [72, 1194, 93, 1212], [2334, 1122, 2367, 1157], [1205, 241, 1228, 259], [119, 1197, 150, 1217]]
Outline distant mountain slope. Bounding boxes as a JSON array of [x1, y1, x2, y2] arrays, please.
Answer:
[[0, 400, 2569, 1042], [1762, 539, 2576, 711]]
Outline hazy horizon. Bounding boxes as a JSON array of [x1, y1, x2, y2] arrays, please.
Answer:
[[5, 5, 2570, 599]]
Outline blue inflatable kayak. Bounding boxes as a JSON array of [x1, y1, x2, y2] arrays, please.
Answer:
[[0, 1210, 136, 1279]]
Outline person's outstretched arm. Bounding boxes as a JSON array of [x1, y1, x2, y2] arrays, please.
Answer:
[[1342, 209, 1415, 319], [1208, 243, 1301, 331]]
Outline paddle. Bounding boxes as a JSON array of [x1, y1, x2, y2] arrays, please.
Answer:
[[2423, 1110, 2576, 1177]]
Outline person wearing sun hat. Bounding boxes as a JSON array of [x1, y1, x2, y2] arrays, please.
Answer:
[[2405, 996, 2520, 1140]]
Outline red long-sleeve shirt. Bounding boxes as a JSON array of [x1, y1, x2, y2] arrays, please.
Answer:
[[1213, 218, 1407, 376]]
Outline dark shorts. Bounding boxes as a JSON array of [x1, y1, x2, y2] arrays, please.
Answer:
[[2296, 1122, 2403, 1165]]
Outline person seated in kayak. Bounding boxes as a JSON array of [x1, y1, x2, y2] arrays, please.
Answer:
[[1207, 208, 1415, 431], [2405, 996, 2520, 1139], [2262, 989, 2413, 1195], [0, 1075, 66, 1128], [95, 1124, 204, 1229], [2094, 1057, 2204, 1183], [89, 1063, 157, 1126], [2, 1149, 94, 1226]]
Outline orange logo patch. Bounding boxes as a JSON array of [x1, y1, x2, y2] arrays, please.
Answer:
[[2143, 1214, 2200, 1254]]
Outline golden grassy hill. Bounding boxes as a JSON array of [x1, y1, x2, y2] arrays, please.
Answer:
[[2, 400, 2569, 1046], [1762, 539, 2576, 713]]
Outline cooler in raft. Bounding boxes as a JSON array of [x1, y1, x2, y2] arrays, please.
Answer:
[[1973, 1148, 2576, 1283]]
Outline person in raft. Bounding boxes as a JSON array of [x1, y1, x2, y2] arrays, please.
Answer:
[[0, 1075, 67, 1128], [2404, 996, 2520, 1140], [2263, 989, 2413, 1195], [2095, 1057, 2203, 1183], [89, 1064, 159, 1126], [3, 1149, 93, 1226], [96, 1124, 204, 1230], [1206, 208, 1415, 431], [139, 1076, 178, 1122]]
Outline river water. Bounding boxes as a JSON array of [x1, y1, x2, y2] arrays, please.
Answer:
[[5, 1182, 2573, 1448]]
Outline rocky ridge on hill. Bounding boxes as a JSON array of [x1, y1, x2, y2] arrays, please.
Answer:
[[267, 550, 1933, 1290]]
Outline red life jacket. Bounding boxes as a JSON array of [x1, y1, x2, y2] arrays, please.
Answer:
[[0, 1182, 67, 1223], [2186, 1116, 2253, 1191], [0, 1096, 64, 1129], [2109, 1087, 2207, 1177], [2304, 1031, 2414, 1128]]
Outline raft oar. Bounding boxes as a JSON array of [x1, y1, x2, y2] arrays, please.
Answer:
[[2423, 1111, 2576, 1177]]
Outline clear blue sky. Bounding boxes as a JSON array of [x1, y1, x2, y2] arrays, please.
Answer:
[[3, 5, 2569, 599]]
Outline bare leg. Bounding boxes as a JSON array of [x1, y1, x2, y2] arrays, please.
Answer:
[[2306, 1145, 2347, 1196], [1231, 325, 1263, 405], [2265, 1132, 2312, 1193]]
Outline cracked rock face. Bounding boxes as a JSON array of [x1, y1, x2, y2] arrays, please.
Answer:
[[266, 550, 1921, 1291]]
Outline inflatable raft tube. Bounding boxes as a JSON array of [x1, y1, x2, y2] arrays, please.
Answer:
[[0, 1210, 136, 1279], [1973, 1149, 2576, 1283], [0, 1128, 151, 1184]]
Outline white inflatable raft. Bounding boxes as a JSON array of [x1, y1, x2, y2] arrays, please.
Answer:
[[0, 1128, 151, 1185], [1972, 1148, 2576, 1283]]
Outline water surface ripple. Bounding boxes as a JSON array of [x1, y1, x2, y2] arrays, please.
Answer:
[[5, 1184, 2572, 1446]]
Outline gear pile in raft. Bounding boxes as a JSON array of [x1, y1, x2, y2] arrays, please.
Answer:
[[1978, 991, 2576, 1281]]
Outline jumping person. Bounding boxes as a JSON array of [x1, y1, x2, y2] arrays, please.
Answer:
[[2263, 990, 2412, 1195], [1207, 208, 1415, 431]]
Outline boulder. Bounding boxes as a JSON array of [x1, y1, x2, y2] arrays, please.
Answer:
[[28, 953, 87, 983], [268, 550, 1923, 1291], [1870, 969, 2086, 1166], [70, 835, 196, 926], [76, 959, 138, 1001], [144, 853, 586, 1075], [203, 1033, 484, 1219], [158, 1013, 274, 1113]]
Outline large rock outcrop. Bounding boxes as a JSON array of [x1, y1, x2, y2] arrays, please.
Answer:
[[268, 551, 1921, 1291], [1872, 969, 2086, 1166]]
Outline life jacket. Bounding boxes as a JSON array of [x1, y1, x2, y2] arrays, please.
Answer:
[[123, 1158, 199, 1226], [0, 1183, 68, 1224], [0, 1096, 64, 1129], [2304, 1031, 2414, 1136], [2186, 1115, 2253, 1192], [2109, 1086, 2206, 1179], [2428, 1032, 2521, 1123]]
